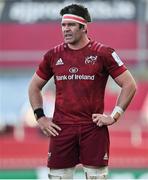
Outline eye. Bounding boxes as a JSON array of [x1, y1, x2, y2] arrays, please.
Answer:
[[61, 23, 66, 27], [69, 23, 76, 26]]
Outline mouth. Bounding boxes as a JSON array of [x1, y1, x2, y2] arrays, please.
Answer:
[[64, 34, 73, 39]]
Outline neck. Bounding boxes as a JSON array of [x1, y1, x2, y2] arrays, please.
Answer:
[[68, 35, 90, 50]]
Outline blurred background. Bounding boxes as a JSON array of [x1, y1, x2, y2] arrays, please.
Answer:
[[0, 0, 148, 179]]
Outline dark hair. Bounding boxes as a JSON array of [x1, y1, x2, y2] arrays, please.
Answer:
[[60, 4, 91, 23]]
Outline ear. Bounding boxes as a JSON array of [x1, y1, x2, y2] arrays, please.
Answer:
[[82, 25, 87, 32]]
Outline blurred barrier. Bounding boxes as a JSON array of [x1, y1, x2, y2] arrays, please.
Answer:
[[0, 168, 148, 179]]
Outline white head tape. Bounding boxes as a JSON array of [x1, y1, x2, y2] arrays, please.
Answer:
[[62, 14, 87, 25]]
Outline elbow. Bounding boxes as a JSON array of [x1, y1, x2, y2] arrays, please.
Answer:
[[28, 80, 36, 97], [28, 80, 42, 97], [28, 80, 33, 92], [129, 80, 137, 96], [28, 81, 33, 98], [133, 83, 137, 94], [133, 80, 137, 93]]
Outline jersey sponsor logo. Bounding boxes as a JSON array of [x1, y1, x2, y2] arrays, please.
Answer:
[[85, 55, 97, 64], [112, 52, 123, 66], [69, 67, 79, 73], [56, 74, 95, 81], [56, 58, 64, 65]]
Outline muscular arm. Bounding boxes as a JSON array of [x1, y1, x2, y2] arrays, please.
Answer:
[[115, 71, 136, 110], [114, 70, 137, 111], [28, 73, 61, 136], [28, 73, 47, 110], [92, 70, 137, 126]]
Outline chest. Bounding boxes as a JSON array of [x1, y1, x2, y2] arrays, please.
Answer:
[[52, 52, 103, 77]]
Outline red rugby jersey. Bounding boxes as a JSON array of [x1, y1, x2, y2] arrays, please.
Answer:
[[36, 40, 127, 124]]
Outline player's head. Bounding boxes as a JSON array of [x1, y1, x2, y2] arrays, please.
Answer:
[[60, 4, 91, 44], [60, 4, 91, 24]]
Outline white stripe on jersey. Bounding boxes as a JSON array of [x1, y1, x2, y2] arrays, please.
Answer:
[[112, 51, 123, 66]]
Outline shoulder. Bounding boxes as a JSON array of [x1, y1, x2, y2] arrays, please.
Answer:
[[90, 41, 114, 56], [44, 43, 65, 58], [53, 43, 66, 54]]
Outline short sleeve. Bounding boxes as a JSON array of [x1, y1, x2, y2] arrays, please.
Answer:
[[36, 51, 53, 81], [102, 47, 127, 79]]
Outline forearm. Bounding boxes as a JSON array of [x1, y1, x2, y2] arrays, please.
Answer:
[[97, 81, 137, 125], [29, 88, 43, 110], [28, 73, 47, 111], [116, 82, 136, 111], [28, 83, 43, 110], [28, 81, 61, 136], [111, 71, 137, 121]]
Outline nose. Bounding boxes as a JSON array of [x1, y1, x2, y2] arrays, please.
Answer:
[[64, 25, 70, 32]]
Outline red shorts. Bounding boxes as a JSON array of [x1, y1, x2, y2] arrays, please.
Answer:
[[47, 123, 110, 169]]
